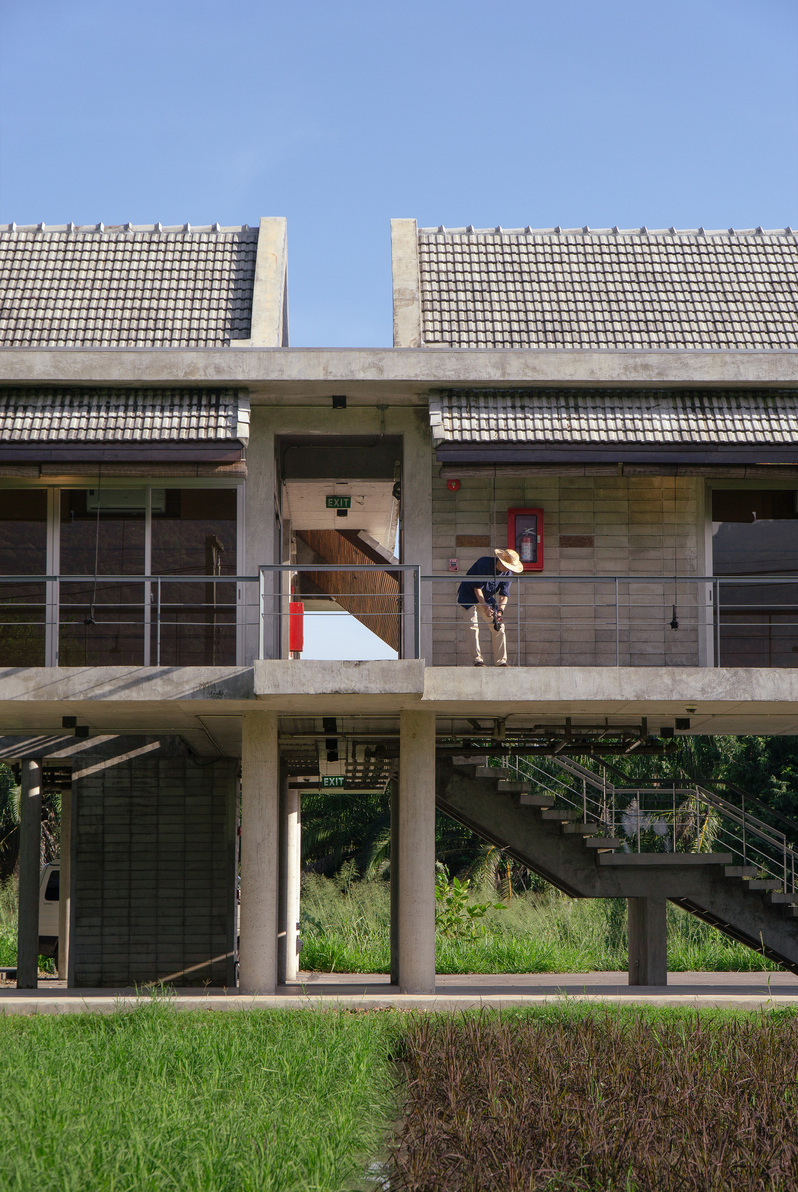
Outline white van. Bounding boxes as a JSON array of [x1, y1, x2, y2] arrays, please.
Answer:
[[38, 861, 60, 964]]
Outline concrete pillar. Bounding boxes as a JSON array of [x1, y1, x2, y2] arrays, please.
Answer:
[[389, 775, 399, 986], [628, 897, 668, 986], [58, 783, 72, 982], [397, 711, 436, 993], [239, 712, 279, 993], [278, 775, 301, 984], [17, 760, 43, 989]]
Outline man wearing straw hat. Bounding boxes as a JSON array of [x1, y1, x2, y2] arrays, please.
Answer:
[[457, 548, 524, 667]]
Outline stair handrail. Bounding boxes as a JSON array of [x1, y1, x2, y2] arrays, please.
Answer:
[[500, 753, 797, 895]]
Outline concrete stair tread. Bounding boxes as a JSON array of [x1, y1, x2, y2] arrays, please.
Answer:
[[540, 808, 580, 821], [745, 880, 783, 892], [583, 837, 623, 849], [725, 866, 759, 878], [497, 780, 532, 793], [768, 892, 798, 905], [562, 822, 600, 835], [515, 794, 555, 807], [598, 852, 733, 867], [473, 766, 510, 779]]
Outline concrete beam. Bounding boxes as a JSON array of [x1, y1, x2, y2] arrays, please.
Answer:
[[16, 760, 42, 989], [398, 710, 436, 993], [628, 897, 668, 986], [391, 219, 422, 348], [1, 348, 796, 395], [239, 711, 279, 993]]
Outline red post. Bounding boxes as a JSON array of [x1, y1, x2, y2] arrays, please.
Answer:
[[289, 601, 304, 653]]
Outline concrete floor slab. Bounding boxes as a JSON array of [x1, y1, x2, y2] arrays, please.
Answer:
[[2, 970, 797, 1014]]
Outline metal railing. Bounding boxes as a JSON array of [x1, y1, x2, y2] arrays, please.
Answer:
[[2, 567, 798, 668], [0, 573, 257, 667], [424, 573, 798, 668], [257, 563, 422, 661], [500, 752, 798, 896]]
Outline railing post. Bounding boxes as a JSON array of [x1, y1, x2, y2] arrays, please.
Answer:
[[742, 794, 747, 867], [156, 578, 162, 666], [672, 784, 676, 854], [615, 577, 620, 667], [258, 566, 265, 661], [413, 566, 421, 660]]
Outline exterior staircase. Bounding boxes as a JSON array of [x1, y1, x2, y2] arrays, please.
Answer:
[[435, 754, 798, 978]]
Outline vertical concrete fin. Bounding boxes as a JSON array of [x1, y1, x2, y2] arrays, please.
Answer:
[[248, 217, 289, 347], [391, 218, 422, 348]]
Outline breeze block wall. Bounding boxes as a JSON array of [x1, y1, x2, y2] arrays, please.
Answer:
[[71, 737, 237, 987], [430, 471, 702, 668]]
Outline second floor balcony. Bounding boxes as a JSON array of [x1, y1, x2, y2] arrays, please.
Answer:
[[1, 564, 797, 671]]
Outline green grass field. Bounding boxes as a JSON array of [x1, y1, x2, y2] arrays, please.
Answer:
[[0, 1000, 397, 1192]]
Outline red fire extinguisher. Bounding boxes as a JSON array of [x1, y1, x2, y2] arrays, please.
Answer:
[[519, 527, 534, 563]]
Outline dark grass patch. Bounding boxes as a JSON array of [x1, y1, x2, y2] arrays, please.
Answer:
[[390, 1005, 798, 1191]]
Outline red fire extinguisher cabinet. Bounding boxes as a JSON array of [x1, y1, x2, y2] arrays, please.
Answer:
[[507, 508, 544, 571]]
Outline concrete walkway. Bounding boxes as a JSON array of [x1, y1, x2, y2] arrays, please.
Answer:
[[1, 970, 798, 1014]]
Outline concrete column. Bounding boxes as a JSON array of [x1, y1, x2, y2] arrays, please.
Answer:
[[16, 759, 42, 989], [278, 775, 301, 984], [628, 897, 668, 986], [58, 783, 72, 982], [389, 775, 399, 986], [397, 711, 436, 993], [239, 712, 279, 993]]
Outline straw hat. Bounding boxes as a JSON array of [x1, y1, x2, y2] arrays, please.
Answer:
[[494, 548, 524, 573]]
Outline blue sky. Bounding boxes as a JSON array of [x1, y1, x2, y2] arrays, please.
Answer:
[[1, 0, 796, 349]]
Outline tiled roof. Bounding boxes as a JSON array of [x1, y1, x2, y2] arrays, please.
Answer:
[[0, 224, 257, 347], [429, 389, 798, 445], [418, 227, 798, 349], [0, 388, 247, 442]]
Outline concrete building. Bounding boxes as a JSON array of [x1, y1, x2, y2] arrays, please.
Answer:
[[1, 217, 797, 992]]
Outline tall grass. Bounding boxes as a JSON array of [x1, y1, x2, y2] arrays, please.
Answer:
[[0, 878, 17, 966], [300, 874, 781, 973], [0, 1002, 398, 1192]]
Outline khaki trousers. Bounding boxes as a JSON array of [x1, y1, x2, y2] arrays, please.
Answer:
[[465, 605, 508, 665]]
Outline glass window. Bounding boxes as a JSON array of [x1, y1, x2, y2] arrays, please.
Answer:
[[0, 490, 47, 665]]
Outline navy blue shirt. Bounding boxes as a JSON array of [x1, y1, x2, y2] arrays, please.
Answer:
[[457, 556, 513, 609]]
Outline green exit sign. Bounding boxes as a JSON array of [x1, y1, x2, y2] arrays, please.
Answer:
[[322, 776, 346, 788], [326, 495, 351, 509]]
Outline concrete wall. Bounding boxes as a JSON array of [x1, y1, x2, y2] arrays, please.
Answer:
[[430, 471, 702, 667], [71, 741, 237, 987]]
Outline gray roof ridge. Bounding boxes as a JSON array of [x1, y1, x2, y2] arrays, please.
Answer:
[[418, 225, 796, 238], [2, 222, 257, 236]]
